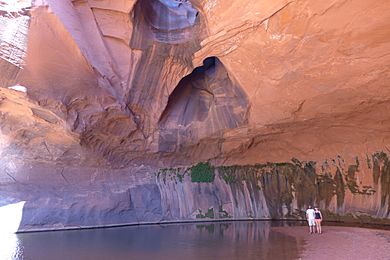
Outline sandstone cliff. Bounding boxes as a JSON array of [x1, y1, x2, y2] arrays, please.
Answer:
[[0, 0, 390, 231]]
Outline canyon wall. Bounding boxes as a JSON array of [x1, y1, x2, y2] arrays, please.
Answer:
[[1, 153, 389, 232], [0, 0, 390, 231], [2, 0, 387, 167]]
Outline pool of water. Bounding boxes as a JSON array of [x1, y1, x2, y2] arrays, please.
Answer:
[[0, 221, 305, 260]]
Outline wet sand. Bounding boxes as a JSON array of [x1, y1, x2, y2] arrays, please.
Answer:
[[274, 225, 390, 260]]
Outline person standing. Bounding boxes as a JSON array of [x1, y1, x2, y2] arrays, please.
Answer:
[[306, 205, 316, 234], [314, 207, 323, 234]]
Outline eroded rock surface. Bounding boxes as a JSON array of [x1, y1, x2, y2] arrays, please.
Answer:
[[1, 153, 390, 231], [0, 0, 390, 230], [0, 0, 31, 87]]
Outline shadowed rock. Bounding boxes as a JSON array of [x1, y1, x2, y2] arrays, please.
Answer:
[[158, 57, 249, 151], [135, 0, 199, 43], [0, 0, 390, 230]]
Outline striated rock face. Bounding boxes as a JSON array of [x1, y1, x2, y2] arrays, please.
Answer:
[[0, 0, 390, 230], [1, 153, 390, 231], [0, 0, 30, 87], [139, 0, 199, 43], [156, 155, 390, 222], [0, 87, 100, 168], [8, 0, 387, 167]]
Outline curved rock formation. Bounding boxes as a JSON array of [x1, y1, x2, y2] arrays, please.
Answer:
[[138, 0, 198, 43], [158, 56, 249, 151], [0, 0, 390, 230]]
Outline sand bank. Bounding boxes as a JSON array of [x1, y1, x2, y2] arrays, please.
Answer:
[[274, 225, 390, 260]]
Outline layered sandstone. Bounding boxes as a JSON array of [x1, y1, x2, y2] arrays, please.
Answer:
[[0, 0, 390, 231]]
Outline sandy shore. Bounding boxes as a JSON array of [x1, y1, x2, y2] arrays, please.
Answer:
[[274, 225, 390, 260]]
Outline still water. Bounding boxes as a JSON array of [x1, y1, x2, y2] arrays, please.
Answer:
[[1, 221, 304, 260]]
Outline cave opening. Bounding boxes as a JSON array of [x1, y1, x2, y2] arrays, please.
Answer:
[[159, 57, 218, 127], [132, 0, 199, 44], [158, 56, 249, 151]]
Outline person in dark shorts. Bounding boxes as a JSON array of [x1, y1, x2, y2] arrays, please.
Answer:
[[314, 207, 323, 234]]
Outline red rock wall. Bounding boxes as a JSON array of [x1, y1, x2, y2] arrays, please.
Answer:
[[0, 0, 390, 230]]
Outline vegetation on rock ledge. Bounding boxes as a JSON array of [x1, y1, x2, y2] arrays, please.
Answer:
[[190, 162, 215, 183], [218, 166, 238, 184], [155, 152, 390, 218], [196, 208, 214, 219]]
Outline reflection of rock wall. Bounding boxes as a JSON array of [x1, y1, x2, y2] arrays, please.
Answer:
[[12, 222, 301, 260]]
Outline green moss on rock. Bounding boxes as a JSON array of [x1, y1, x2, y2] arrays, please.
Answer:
[[156, 152, 390, 220], [218, 166, 238, 184], [190, 162, 215, 183], [218, 206, 231, 218], [196, 208, 214, 219]]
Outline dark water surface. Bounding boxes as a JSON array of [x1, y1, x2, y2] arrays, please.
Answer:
[[1, 221, 304, 260]]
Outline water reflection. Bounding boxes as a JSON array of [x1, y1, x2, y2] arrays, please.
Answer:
[[0, 233, 24, 260], [14, 221, 302, 260]]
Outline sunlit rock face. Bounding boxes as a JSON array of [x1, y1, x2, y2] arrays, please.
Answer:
[[2, 0, 389, 166], [0, 0, 390, 230], [0, 0, 31, 87]]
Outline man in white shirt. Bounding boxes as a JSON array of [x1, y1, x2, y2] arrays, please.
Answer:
[[306, 205, 316, 234]]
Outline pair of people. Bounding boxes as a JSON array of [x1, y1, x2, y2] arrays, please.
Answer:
[[305, 205, 322, 234]]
